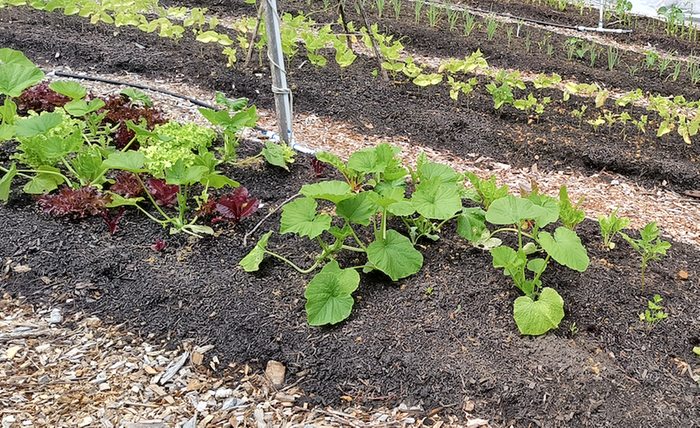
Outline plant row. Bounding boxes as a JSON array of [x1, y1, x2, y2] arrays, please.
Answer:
[[0, 48, 294, 236], [240, 141, 671, 334]]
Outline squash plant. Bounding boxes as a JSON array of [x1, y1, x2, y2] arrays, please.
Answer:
[[458, 177, 590, 335], [241, 144, 468, 326]]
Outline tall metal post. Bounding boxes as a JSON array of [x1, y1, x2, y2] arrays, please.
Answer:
[[263, 0, 293, 144]]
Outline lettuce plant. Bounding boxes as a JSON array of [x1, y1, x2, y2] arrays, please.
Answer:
[[103, 151, 238, 237], [458, 179, 590, 335], [240, 144, 469, 326]]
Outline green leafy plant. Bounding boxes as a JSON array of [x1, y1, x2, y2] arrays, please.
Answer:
[[639, 295, 669, 325], [447, 76, 478, 106], [658, 4, 685, 35], [621, 222, 671, 291], [532, 73, 562, 90], [198, 93, 258, 162], [598, 208, 630, 250], [105, 152, 237, 237], [558, 186, 585, 230], [587, 116, 605, 133], [240, 144, 470, 325], [463, 11, 476, 36], [643, 50, 659, 68], [486, 82, 514, 112], [632, 115, 648, 135], [138, 121, 216, 177], [571, 105, 587, 128], [458, 186, 590, 335]]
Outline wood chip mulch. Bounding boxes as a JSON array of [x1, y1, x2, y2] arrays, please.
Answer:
[[0, 293, 490, 428]]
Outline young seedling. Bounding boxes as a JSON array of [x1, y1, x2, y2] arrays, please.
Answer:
[[463, 11, 476, 36], [391, 0, 401, 20], [639, 295, 669, 327], [486, 16, 498, 40], [607, 46, 621, 71], [414, 0, 424, 24], [571, 105, 587, 128], [587, 116, 605, 133], [598, 208, 630, 249], [621, 222, 671, 291], [458, 183, 590, 335], [426, 3, 440, 27]]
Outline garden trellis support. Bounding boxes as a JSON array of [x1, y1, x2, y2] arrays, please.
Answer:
[[263, 0, 294, 144]]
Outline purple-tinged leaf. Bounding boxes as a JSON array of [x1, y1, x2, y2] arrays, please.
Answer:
[[99, 206, 125, 234], [146, 178, 179, 207], [311, 158, 327, 177], [110, 171, 144, 199], [151, 239, 166, 251], [37, 186, 110, 218], [214, 187, 259, 224]]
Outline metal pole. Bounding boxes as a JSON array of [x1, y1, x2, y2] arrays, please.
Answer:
[[263, 0, 293, 144]]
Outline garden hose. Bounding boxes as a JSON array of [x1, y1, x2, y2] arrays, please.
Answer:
[[420, 0, 633, 34], [46, 70, 316, 155]]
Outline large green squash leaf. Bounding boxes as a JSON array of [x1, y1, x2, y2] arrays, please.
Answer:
[[0, 162, 17, 201], [239, 231, 273, 272], [300, 180, 352, 204], [14, 112, 63, 137], [305, 260, 360, 326], [411, 178, 462, 220], [513, 287, 565, 335], [0, 63, 44, 97], [538, 227, 589, 272], [102, 151, 146, 173], [336, 192, 377, 226], [280, 197, 331, 239], [486, 194, 545, 225], [367, 230, 423, 281]]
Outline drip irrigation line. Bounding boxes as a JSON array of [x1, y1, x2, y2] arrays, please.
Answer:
[[47, 70, 316, 154], [420, 0, 632, 33], [52, 70, 220, 110]]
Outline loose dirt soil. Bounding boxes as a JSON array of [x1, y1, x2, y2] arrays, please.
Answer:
[[1, 1, 700, 427]]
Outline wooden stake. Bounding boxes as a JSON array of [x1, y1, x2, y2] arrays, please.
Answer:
[[356, 0, 389, 82], [245, 1, 265, 67]]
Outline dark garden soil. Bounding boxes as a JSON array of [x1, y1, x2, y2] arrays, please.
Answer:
[[1, 1, 700, 427]]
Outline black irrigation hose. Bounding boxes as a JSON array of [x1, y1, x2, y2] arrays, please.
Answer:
[[51, 70, 220, 111], [423, 0, 633, 33], [48, 70, 304, 151]]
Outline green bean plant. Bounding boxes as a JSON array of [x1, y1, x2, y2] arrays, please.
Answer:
[[571, 105, 587, 128]]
